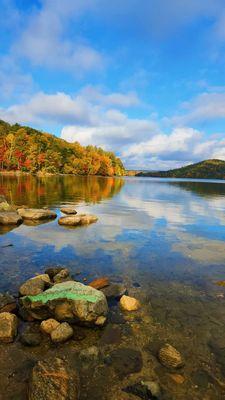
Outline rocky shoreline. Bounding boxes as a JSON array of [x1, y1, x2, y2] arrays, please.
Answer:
[[0, 263, 187, 400]]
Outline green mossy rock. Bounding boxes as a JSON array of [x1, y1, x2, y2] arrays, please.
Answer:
[[21, 281, 108, 326]]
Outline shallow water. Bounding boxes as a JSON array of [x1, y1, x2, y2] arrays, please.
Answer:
[[1, 174, 225, 399]]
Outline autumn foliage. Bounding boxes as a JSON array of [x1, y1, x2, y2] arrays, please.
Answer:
[[0, 120, 125, 176]]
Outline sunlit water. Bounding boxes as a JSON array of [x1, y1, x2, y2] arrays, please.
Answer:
[[1, 174, 225, 399]]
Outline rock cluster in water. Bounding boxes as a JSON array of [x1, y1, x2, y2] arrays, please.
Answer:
[[0, 196, 98, 228]]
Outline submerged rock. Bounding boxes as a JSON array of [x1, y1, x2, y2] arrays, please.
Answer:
[[40, 318, 60, 334], [168, 374, 185, 384], [17, 208, 57, 221], [100, 324, 121, 345], [21, 281, 108, 326], [89, 277, 110, 290], [141, 381, 161, 398], [158, 344, 184, 369], [110, 348, 143, 378], [101, 284, 127, 300], [50, 322, 73, 343], [0, 293, 17, 313], [80, 346, 100, 361], [58, 214, 98, 226], [123, 381, 161, 399], [120, 295, 141, 311], [19, 274, 51, 296], [0, 312, 18, 343], [60, 208, 77, 215], [0, 211, 23, 225], [28, 358, 79, 400], [20, 331, 42, 347]]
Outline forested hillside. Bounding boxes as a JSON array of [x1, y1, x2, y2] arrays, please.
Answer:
[[138, 159, 225, 180], [0, 120, 125, 176]]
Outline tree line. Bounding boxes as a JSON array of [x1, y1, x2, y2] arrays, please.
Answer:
[[0, 120, 125, 176]]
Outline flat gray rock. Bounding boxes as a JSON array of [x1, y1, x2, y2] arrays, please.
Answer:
[[18, 208, 57, 220], [60, 208, 77, 215], [58, 214, 98, 226], [0, 211, 23, 225]]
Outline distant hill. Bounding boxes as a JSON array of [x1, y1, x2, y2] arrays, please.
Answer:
[[0, 119, 125, 176], [137, 160, 225, 180]]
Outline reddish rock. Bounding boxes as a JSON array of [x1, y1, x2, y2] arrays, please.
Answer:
[[169, 373, 185, 384], [89, 277, 110, 290]]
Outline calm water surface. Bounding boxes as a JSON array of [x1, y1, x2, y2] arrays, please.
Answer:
[[1, 174, 225, 399]]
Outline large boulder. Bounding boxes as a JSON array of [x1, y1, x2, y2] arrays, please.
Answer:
[[0, 211, 23, 225], [19, 274, 51, 296], [28, 358, 79, 400], [21, 281, 108, 326], [18, 208, 57, 221], [0, 312, 18, 343], [58, 214, 98, 226]]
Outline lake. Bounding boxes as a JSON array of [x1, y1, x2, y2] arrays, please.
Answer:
[[1, 174, 225, 399]]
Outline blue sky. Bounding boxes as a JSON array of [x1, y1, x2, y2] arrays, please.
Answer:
[[0, 0, 225, 169]]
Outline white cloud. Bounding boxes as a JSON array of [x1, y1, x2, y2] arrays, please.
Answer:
[[13, 0, 104, 73], [79, 86, 140, 108], [121, 127, 225, 169], [61, 118, 159, 149], [173, 92, 225, 124], [0, 88, 142, 127], [0, 58, 33, 101], [0, 92, 96, 125], [122, 127, 201, 159]]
